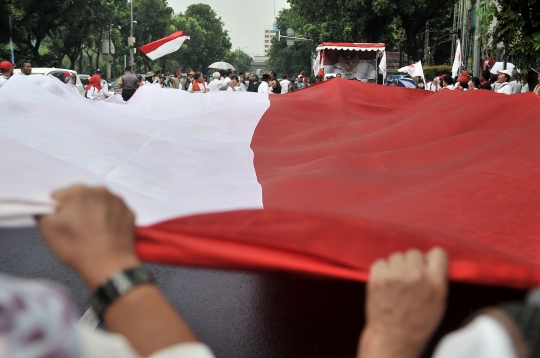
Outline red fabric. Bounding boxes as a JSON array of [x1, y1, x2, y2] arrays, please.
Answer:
[[139, 31, 188, 54], [86, 75, 101, 91], [136, 78, 540, 289]]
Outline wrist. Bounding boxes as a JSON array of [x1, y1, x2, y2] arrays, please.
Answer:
[[358, 326, 424, 358], [79, 255, 141, 291]]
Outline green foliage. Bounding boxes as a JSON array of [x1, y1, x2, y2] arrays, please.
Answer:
[[267, 9, 314, 76], [1, 0, 231, 76], [224, 49, 253, 74], [422, 65, 452, 77], [478, 0, 540, 71], [168, 4, 231, 72]]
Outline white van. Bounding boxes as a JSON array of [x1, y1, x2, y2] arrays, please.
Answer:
[[13, 67, 85, 95]]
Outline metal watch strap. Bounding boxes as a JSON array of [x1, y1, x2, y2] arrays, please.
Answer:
[[90, 266, 154, 320]]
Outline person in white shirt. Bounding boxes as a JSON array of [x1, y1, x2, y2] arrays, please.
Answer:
[[92, 69, 113, 98], [258, 73, 271, 94], [154, 75, 166, 88], [521, 77, 529, 93], [280, 74, 290, 94], [226, 77, 240, 91], [63, 71, 80, 95], [0, 60, 14, 88], [495, 70, 513, 95], [188, 72, 210, 93], [86, 74, 106, 100], [508, 72, 522, 94], [220, 69, 233, 90], [208, 72, 222, 91]]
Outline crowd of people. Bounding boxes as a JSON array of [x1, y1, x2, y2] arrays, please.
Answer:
[[4, 57, 538, 100], [400, 68, 538, 95]]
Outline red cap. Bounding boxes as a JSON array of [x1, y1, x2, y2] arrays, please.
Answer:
[[63, 71, 72, 78], [0, 61, 14, 71]]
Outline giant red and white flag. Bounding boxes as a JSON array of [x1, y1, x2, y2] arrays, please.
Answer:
[[2, 75, 540, 289], [139, 31, 190, 60]]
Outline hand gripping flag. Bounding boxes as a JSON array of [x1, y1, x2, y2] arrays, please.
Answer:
[[139, 31, 190, 61], [3, 75, 540, 289]]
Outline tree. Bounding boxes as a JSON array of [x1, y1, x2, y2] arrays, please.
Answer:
[[267, 9, 314, 76], [284, 0, 456, 63], [132, 0, 174, 72], [478, 0, 540, 71], [224, 49, 253, 73], [168, 4, 231, 73]]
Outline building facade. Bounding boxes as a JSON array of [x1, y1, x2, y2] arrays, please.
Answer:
[[264, 25, 277, 55]]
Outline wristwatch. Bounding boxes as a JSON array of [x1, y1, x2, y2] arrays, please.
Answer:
[[90, 266, 154, 320]]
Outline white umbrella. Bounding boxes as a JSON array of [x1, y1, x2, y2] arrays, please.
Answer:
[[208, 61, 236, 71], [490, 62, 516, 74]]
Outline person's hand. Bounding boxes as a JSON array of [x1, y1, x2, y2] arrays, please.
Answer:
[[358, 248, 448, 358], [37, 185, 140, 290]]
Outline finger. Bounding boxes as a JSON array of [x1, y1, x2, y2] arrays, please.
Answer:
[[388, 251, 406, 271], [426, 247, 449, 283], [369, 259, 387, 283], [405, 249, 424, 269]]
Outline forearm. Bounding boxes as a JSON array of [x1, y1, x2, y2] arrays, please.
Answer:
[[104, 284, 199, 356]]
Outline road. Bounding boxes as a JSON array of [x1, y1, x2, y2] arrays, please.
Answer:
[[0, 227, 525, 357]]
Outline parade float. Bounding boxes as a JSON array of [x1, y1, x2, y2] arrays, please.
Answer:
[[313, 42, 386, 82]]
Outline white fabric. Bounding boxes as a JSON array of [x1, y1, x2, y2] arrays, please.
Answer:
[[280, 80, 290, 93], [496, 83, 513, 95], [78, 326, 215, 358], [378, 51, 387, 81], [258, 81, 270, 94], [0, 75, 9, 87], [522, 83, 529, 93], [208, 79, 222, 92], [0, 74, 269, 227], [153, 82, 164, 88], [66, 83, 80, 96], [145, 35, 190, 61], [433, 315, 517, 358], [490, 62, 516, 74], [398, 60, 424, 82], [452, 39, 462, 78]]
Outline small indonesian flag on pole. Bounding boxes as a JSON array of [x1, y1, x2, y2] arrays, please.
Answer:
[[452, 39, 462, 78], [378, 51, 387, 81], [398, 60, 425, 82], [139, 31, 190, 61]]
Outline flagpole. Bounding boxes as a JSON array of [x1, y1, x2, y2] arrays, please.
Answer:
[[9, 14, 15, 65]]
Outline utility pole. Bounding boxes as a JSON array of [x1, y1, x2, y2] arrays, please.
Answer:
[[129, 0, 135, 69], [473, 0, 481, 76], [423, 21, 430, 66]]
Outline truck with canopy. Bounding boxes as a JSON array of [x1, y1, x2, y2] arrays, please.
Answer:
[[313, 42, 386, 83]]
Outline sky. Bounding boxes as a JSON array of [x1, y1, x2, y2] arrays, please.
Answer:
[[168, 0, 290, 56]]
